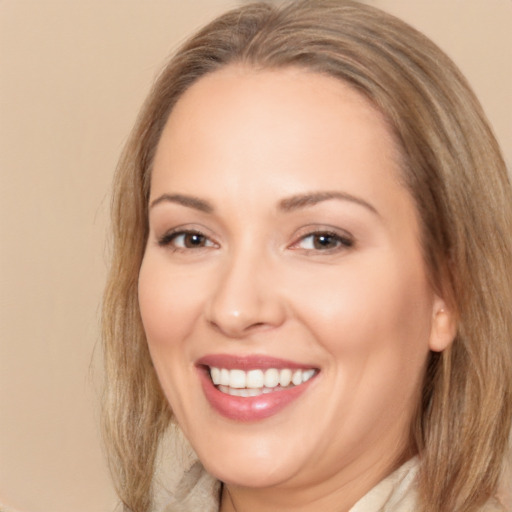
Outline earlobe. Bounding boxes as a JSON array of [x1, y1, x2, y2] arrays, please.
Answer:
[[429, 297, 457, 353]]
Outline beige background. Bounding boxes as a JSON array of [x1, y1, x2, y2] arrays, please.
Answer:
[[0, 1, 510, 511]]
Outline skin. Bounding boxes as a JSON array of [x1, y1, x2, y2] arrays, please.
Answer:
[[138, 66, 455, 511]]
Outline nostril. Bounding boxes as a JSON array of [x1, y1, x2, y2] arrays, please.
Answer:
[[207, 317, 273, 338], [204, 274, 287, 336]]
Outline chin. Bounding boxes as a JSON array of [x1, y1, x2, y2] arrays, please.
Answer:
[[191, 431, 305, 488], [204, 457, 296, 488]]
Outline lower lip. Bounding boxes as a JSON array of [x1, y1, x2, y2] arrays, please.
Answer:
[[198, 369, 315, 422]]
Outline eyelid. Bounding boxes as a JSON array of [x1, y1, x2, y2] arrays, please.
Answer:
[[288, 225, 355, 252], [156, 225, 219, 250], [154, 224, 354, 253]]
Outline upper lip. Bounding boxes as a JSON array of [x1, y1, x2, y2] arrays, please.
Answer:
[[196, 354, 318, 371]]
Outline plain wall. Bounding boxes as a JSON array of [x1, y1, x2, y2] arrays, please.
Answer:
[[0, 1, 510, 511]]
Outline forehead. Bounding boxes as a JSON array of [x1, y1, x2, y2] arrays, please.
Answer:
[[151, 65, 403, 207]]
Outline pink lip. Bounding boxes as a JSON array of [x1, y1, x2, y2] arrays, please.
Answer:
[[196, 354, 318, 422], [196, 354, 315, 370]]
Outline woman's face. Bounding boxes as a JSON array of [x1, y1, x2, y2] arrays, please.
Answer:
[[139, 67, 453, 492]]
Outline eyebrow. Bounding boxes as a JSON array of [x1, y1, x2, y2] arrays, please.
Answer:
[[278, 191, 379, 216], [149, 190, 379, 216], [150, 193, 214, 213]]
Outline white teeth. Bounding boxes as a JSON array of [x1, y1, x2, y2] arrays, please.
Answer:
[[302, 369, 316, 383], [218, 385, 276, 397], [229, 369, 246, 389], [292, 370, 303, 386], [220, 368, 230, 386], [246, 369, 264, 388], [279, 369, 292, 387], [209, 366, 317, 394], [210, 367, 221, 385], [264, 368, 280, 388]]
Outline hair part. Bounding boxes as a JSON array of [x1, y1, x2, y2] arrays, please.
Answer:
[[102, 1, 512, 510]]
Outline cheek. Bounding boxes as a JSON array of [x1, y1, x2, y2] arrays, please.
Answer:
[[288, 250, 434, 379], [300, 258, 433, 437], [138, 253, 203, 348], [138, 253, 207, 416]]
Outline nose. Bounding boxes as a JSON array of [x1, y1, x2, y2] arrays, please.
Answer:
[[205, 250, 287, 338]]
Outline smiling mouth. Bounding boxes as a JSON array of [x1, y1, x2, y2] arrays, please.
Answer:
[[208, 367, 318, 397], [196, 355, 320, 421]]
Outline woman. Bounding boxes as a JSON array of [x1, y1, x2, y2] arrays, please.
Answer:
[[102, 1, 512, 511]]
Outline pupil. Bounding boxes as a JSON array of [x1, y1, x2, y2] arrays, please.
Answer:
[[314, 234, 336, 249], [186, 234, 204, 247]]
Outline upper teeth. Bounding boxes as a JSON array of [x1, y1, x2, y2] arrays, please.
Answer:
[[209, 367, 316, 389]]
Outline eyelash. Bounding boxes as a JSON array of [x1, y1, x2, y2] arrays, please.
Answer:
[[157, 229, 216, 251], [157, 228, 354, 254], [290, 230, 354, 252]]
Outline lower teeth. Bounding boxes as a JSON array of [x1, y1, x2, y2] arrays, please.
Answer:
[[217, 384, 292, 397]]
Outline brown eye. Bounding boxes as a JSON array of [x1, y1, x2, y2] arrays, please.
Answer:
[[158, 230, 215, 249], [312, 234, 339, 250], [180, 233, 209, 248], [295, 231, 353, 251]]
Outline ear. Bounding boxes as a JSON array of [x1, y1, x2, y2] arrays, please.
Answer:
[[429, 295, 457, 352]]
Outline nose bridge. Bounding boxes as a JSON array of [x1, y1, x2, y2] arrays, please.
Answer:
[[206, 237, 284, 336]]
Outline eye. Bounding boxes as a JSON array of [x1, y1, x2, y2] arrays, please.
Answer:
[[292, 230, 354, 252], [158, 229, 216, 250]]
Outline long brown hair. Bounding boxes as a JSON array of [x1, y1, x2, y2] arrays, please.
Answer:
[[102, 1, 512, 510]]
